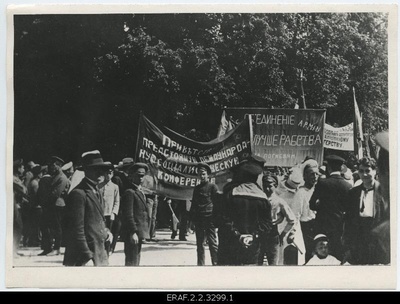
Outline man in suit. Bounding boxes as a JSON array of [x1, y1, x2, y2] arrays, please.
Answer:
[[63, 150, 113, 266], [121, 162, 151, 266], [342, 157, 388, 265], [309, 155, 352, 261], [39, 156, 70, 256]]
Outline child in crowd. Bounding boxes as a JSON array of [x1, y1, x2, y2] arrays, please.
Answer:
[[305, 234, 341, 266]]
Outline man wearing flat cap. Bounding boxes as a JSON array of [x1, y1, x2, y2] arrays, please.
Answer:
[[39, 156, 70, 256], [309, 154, 352, 261], [190, 163, 219, 266], [120, 162, 151, 266], [217, 155, 273, 265], [63, 150, 113, 266]]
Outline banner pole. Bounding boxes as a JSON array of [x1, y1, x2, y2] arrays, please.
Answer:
[[321, 110, 326, 164], [248, 114, 254, 155], [134, 111, 143, 162], [300, 69, 307, 109]]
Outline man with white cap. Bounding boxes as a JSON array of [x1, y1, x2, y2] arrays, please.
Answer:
[[309, 154, 352, 261], [62, 161, 75, 180], [63, 150, 114, 266]]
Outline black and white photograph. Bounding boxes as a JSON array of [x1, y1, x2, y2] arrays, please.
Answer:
[[5, 3, 398, 290]]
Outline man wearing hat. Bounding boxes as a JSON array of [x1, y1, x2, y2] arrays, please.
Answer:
[[190, 163, 219, 266], [63, 150, 113, 266], [23, 160, 37, 188], [216, 155, 273, 265], [259, 173, 295, 266], [120, 162, 151, 266], [309, 154, 352, 261], [296, 159, 320, 263], [274, 167, 306, 265], [39, 156, 70, 256], [62, 162, 75, 180]]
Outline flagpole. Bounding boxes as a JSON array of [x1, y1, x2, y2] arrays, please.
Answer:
[[353, 87, 363, 159], [135, 111, 143, 162], [300, 69, 307, 109], [248, 114, 255, 155]]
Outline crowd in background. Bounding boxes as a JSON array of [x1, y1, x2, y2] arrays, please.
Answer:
[[12, 130, 390, 267]]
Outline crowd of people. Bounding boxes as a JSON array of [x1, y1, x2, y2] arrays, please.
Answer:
[[12, 130, 390, 267]]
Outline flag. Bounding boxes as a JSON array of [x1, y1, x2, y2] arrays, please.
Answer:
[[353, 87, 364, 159], [217, 110, 236, 137]]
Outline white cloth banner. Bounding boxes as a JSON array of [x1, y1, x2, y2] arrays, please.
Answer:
[[324, 123, 354, 151]]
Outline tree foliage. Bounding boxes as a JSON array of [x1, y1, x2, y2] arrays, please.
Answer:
[[14, 13, 389, 163]]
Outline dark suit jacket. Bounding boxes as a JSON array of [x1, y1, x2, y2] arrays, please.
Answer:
[[120, 184, 151, 241], [343, 181, 388, 251], [309, 174, 352, 234], [63, 178, 109, 266]]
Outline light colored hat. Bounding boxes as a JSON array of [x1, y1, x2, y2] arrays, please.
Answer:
[[27, 161, 37, 170], [61, 161, 73, 171], [117, 157, 134, 170], [285, 166, 303, 189], [314, 234, 329, 243], [77, 150, 113, 171]]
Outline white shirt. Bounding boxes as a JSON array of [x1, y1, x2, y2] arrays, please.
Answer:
[[295, 186, 316, 222], [359, 187, 374, 218], [306, 255, 341, 266]]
